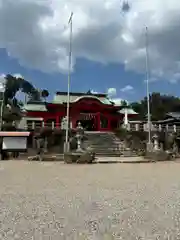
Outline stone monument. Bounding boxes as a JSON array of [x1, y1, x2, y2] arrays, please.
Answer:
[[64, 122, 95, 164], [145, 132, 172, 162]]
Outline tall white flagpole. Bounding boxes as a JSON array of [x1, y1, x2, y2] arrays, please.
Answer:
[[65, 12, 73, 152], [145, 26, 151, 146], [0, 77, 6, 131]]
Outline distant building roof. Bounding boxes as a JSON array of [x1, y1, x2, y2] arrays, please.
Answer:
[[157, 112, 180, 124], [56, 91, 107, 97], [24, 102, 47, 112], [157, 118, 176, 124], [166, 112, 180, 120], [119, 108, 138, 115]]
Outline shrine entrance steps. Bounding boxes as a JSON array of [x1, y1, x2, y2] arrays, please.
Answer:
[[84, 131, 122, 157]]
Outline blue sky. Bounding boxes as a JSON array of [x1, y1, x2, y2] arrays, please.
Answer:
[[0, 0, 180, 103], [0, 48, 179, 103]]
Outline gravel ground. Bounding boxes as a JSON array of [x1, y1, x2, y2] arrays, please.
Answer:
[[0, 161, 180, 239]]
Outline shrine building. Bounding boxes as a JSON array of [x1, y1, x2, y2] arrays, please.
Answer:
[[23, 91, 137, 131]]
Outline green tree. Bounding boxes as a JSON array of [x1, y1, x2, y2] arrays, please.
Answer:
[[41, 89, 49, 102], [4, 74, 41, 105], [0, 74, 41, 125], [121, 100, 128, 107], [131, 92, 180, 121]]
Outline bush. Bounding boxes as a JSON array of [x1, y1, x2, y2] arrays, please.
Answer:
[[114, 128, 147, 142], [29, 128, 79, 152], [2, 123, 16, 131], [114, 128, 148, 152], [114, 128, 129, 140]]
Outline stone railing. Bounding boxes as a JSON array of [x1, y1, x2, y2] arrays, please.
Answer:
[[124, 123, 179, 132], [19, 122, 62, 130], [17, 120, 180, 133], [18, 119, 72, 130]]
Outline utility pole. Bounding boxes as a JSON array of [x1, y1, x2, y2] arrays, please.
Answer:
[[65, 12, 73, 152], [0, 77, 5, 131], [145, 26, 151, 149]]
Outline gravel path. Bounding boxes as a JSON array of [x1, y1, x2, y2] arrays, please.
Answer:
[[0, 161, 180, 239]]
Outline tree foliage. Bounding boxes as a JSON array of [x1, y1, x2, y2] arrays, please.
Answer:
[[131, 92, 180, 121], [0, 74, 41, 123], [4, 74, 41, 105], [41, 89, 49, 101], [121, 100, 128, 107]]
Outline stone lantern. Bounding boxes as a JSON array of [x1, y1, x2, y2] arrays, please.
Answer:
[[152, 133, 159, 151], [76, 122, 84, 152]]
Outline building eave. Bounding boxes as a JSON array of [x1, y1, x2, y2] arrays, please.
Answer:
[[56, 91, 107, 98]]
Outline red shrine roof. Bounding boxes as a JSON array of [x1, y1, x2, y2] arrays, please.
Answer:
[[53, 91, 113, 105], [23, 91, 138, 115]]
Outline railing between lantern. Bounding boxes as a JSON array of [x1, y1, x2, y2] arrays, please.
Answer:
[[121, 122, 179, 132], [23, 121, 180, 133]]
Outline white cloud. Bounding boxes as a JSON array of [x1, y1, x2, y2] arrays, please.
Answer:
[[0, 74, 5, 79], [0, 72, 26, 92], [13, 73, 24, 79], [107, 87, 116, 97], [169, 72, 180, 84], [15, 90, 26, 101], [0, 0, 180, 81], [144, 77, 158, 83], [0, 74, 6, 92], [120, 85, 133, 92], [90, 89, 98, 94]]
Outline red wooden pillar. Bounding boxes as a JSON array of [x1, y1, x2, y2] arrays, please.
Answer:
[[107, 116, 111, 131], [97, 112, 101, 131], [43, 118, 46, 127], [56, 115, 60, 128], [71, 111, 78, 128], [72, 116, 77, 128]]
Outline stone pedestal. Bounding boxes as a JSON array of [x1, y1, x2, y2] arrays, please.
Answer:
[[123, 148, 132, 157], [146, 142, 153, 152], [144, 150, 172, 162], [64, 151, 95, 164], [64, 142, 70, 153]]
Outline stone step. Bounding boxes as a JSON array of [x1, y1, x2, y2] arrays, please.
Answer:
[[92, 147, 119, 150], [84, 132, 124, 157], [94, 152, 120, 155], [89, 144, 119, 147], [93, 149, 121, 153], [95, 153, 120, 157], [91, 149, 120, 152], [84, 144, 119, 148]]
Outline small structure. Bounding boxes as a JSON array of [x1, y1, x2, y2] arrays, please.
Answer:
[[0, 131, 30, 159], [119, 108, 138, 129], [157, 112, 180, 126]]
